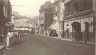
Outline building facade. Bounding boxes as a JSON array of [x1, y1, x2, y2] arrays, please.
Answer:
[[52, 0, 65, 37], [64, 0, 95, 44], [39, 1, 54, 34], [0, 0, 12, 42]]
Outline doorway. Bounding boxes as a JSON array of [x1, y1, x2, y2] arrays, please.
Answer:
[[84, 22, 89, 43], [72, 22, 82, 42]]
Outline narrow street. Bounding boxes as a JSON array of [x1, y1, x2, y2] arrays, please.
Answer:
[[0, 0, 95, 55], [1, 33, 95, 55]]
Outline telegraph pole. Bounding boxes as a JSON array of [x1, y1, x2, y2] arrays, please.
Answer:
[[93, 0, 96, 45]]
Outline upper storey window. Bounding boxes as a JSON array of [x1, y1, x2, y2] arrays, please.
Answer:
[[64, 0, 93, 16]]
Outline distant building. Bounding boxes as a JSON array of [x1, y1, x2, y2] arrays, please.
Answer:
[[12, 15, 33, 28], [39, 1, 54, 34]]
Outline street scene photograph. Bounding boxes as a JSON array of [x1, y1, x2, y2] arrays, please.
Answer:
[[0, 0, 96, 55]]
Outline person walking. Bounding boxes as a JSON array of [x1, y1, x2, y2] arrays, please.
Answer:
[[6, 32, 13, 48]]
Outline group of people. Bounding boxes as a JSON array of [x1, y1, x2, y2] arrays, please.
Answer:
[[0, 31, 20, 49], [6, 32, 13, 48], [6, 31, 20, 48], [64, 29, 89, 43], [49, 29, 58, 37], [0, 34, 4, 43], [48, 28, 89, 44]]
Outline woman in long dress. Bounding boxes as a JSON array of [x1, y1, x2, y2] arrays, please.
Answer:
[[6, 32, 13, 48]]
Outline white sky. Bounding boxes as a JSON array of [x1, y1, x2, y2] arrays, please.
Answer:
[[10, 0, 54, 17]]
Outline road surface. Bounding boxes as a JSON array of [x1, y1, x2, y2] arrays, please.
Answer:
[[1, 33, 95, 55]]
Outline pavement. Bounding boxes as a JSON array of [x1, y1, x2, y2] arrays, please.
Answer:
[[52, 37, 95, 45], [43, 34, 95, 46], [0, 33, 95, 55], [0, 43, 5, 51]]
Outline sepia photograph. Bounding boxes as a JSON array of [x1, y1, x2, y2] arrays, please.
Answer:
[[0, 0, 95, 55]]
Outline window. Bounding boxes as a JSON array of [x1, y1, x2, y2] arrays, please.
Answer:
[[3, 6, 8, 18], [64, 0, 93, 16]]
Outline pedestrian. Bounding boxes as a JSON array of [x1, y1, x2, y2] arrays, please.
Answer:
[[84, 30, 89, 44], [1, 34, 4, 42], [0, 34, 2, 42], [6, 32, 13, 48]]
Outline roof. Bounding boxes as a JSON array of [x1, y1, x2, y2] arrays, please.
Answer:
[[54, 0, 65, 4]]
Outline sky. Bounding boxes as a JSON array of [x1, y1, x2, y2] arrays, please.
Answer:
[[10, 0, 54, 17]]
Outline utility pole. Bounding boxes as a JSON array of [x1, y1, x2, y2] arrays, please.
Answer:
[[93, 0, 96, 45]]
